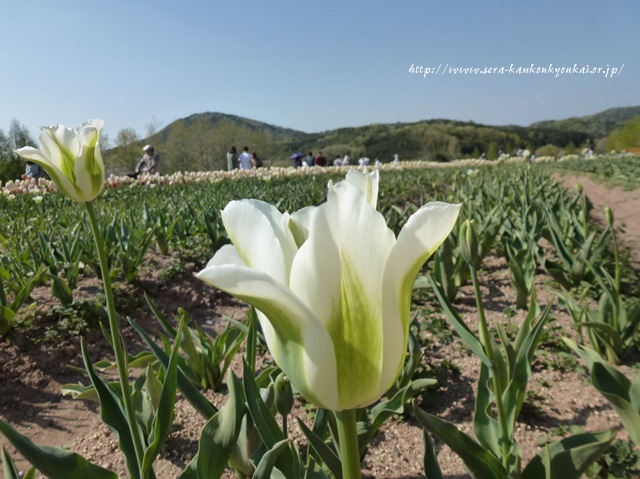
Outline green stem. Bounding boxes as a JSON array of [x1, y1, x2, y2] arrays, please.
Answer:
[[335, 409, 362, 479], [469, 265, 511, 468], [85, 202, 146, 475]]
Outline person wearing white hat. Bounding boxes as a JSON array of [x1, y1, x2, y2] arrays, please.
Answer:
[[135, 144, 160, 175]]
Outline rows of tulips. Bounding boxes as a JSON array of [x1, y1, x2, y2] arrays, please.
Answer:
[[1, 121, 639, 478]]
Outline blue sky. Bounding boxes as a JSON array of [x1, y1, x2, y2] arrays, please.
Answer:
[[1, 1, 638, 143]]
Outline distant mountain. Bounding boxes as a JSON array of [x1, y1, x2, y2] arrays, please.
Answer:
[[105, 107, 640, 174], [152, 111, 308, 143], [530, 106, 640, 139]]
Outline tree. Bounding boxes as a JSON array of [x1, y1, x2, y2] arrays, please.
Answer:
[[0, 120, 37, 182], [106, 127, 140, 173], [606, 117, 640, 151], [145, 116, 163, 137]]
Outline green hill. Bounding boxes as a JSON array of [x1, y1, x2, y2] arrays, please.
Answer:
[[530, 106, 640, 138], [104, 106, 640, 174]]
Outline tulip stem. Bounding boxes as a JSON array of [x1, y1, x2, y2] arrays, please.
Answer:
[[85, 202, 146, 476], [335, 409, 361, 479]]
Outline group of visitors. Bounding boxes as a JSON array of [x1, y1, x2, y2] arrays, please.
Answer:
[[125, 144, 399, 176], [227, 146, 263, 171]]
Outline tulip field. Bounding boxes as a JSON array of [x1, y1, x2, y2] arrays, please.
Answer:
[[1, 154, 640, 478]]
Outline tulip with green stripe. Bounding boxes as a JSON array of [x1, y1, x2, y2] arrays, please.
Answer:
[[197, 170, 461, 411], [15, 120, 105, 202]]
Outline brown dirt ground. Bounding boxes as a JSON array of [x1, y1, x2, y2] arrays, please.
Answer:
[[1, 174, 639, 478]]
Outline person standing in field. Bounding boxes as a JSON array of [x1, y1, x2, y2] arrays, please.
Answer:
[[314, 151, 327, 167], [238, 146, 252, 170], [226, 146, 237, 171], [135, 145, 160, 175], [305, 152, 314, 167]]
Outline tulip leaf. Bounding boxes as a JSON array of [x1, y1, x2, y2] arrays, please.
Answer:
[[0, 419, 117, 479], [422, 430, 444, 479], [296, 417, 342, 479], [413, 405, 508, 479], [243, 361, 287, 447], [521, 429, 616, 479], [473, 363, 500, 457], [2, 447, 35, 479], [590, 363, 640, 444], [0, 306, 15, 336], [371, 378, 437, 428], [428, 275, 492, 368], [80, 339, 141, 479], [129, 318, 218, 419], [140, 320, 183, 474], [242, 361, 301, 479], [253, 439, 289, 479], [194, 372, 246, 479]]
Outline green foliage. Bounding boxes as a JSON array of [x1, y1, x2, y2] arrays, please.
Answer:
[[607, 117, 640, 151]]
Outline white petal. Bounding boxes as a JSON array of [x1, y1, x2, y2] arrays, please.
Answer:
[[291, 180, 395, 408], [345, 169, 379, 209], [74, 126, 104, 201], [38, 125, 77, 180], [196, 258, 339, 410], [221, 200, 298, 284], [14, 146, 80, 201], [379, 202, 461, 390]]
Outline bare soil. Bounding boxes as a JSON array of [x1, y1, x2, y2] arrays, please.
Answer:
[[1, 174, 639, 478]]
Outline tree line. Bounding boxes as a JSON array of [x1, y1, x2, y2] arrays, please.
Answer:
[[2, 111, 639, 182]]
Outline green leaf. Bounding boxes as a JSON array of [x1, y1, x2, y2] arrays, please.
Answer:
[[0, 306, 15, 336], [80, 340, 142, 479], [253, 439, 290, 479], [242, 361, 301, 479], [2, 447, 30, 479], [0, 420, 117, 479], [422, 431, 444, 479], [194, 372, 246, 479], [129, 318, 218, 419], [521, 430, 616, 479], [413, 404, 508, 479], [297, 417, 342, 479], [140, 320, 184, 474], [591, 363, 640, 444], [428, 275, 492, 368]]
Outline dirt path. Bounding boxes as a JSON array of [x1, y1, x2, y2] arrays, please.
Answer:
[[554, 173, 640, 270]]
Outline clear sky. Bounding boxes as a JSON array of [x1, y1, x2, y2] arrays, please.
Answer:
[[1, 1, 638, 143]]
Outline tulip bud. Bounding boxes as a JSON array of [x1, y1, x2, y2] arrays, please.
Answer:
[[605, 207, 614, 227], [459, 220, 479, 266], [274, 372, 294, 418]]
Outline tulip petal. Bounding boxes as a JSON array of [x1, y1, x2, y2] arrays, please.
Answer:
[[196, 251, 339, 410], [39, 125, 78, 180], [380, 202, 461, 389], [14, 146, 82, 202], [74, 125, 105, 201], [345, 169, 379, 209], [291, 180, 395, 409], [221, 200, 298, 284]]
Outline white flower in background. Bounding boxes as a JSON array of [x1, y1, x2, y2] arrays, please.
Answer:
[[15, 120, 105, 202]]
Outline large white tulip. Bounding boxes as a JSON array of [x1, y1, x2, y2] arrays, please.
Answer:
[[15, 120, 105, 202], [197, 170, 461, 411]]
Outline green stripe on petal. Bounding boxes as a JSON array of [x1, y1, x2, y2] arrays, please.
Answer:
[[74, 126, 105, 201], [40, 125, 78, 181]]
